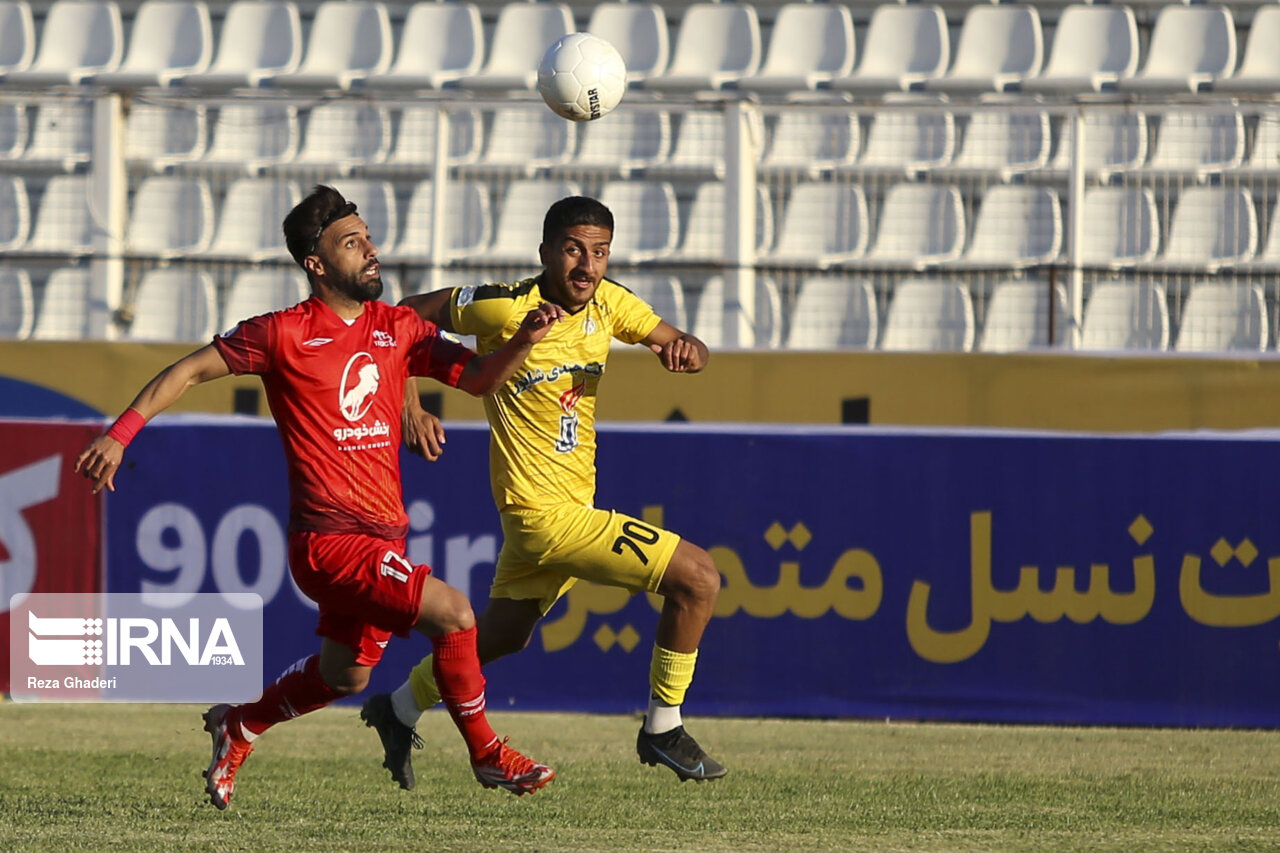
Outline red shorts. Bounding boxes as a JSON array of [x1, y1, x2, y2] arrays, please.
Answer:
[[288, 531, 432, 666]]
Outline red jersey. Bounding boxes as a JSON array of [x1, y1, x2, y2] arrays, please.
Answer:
[[213, 296, 474, 538]]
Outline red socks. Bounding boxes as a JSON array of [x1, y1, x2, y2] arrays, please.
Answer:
[[432, 626, 499, 760], [234, 654, 344, 739]]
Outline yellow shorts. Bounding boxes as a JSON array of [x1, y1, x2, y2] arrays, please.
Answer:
[[491, 503, 682, 614]]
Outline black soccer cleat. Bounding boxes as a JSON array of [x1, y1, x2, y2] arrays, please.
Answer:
[[361, 693, 423, 791], [636, 717, 727, 782]]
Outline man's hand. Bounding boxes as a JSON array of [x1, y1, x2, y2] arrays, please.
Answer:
[[74, 436, 126, 494], [650, 336, 706, 373], [402, 406, 446, 461], [511, 302, 565, 346]]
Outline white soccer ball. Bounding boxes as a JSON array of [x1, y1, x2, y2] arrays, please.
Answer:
[[537, 33, 627, 122]]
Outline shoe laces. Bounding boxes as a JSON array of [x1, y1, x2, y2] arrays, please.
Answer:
[[407, 728, 424, 751], [488, 737, 539, 776]]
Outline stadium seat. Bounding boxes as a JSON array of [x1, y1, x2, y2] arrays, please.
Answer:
[[1080, 279, 1169, 351], [758, 110, 859, 177], [734, 3, 854, 94], [286, 101, 390, 175], [0, 101, 27, 158], [829, 5, 948, 94], [32, 266, 93, 339], [458, 107, 575, 176], [643, 3, 761, 92], [393, 179, 491, 263], [377, 105, 481, 173], [15, 99, 92, 172], [1225, 115, 1280, 177], [200, 177, 299, 261], [0, 175, 30, 251], [125, 175, 214, 258], [587, 3, 669, 84], [978, 279, 1071, 352], [691, 273, 781, 349], [651, 109, 765, 180], [222, 268, 309, 328], [1044, 111, 1148, 179], [1214, 7, 1280, 95], [456, 3, 573, 92], [762, 183, 869, 268], [668, 182, 773, 264], [1138, 110, 1244, 178], [933, 107, 1051, 180], [598, 180, 678, 264], [1139, 187, 1257, 271], [93, 0, 213, 89], [16, 175, 96, 256], [1175, 282, 1267, 352], [924, 5, 1043, 95], [880, 278, 975, 352], [124, 102, 208, 171], [1021, 5, 1138, 94], [465, 179, 580, 265], [785, 276, 878, 350], [844, 99, 954, 176], [331, 179, 397, 253], [127, 268, 217, 341], [947, 186, 1062, 270], [553, 106, 671, 177], [6, 0, 122, 87], [0, 1, 35, 80], [0, 267, 34, 338], [1081, 187, 1159, 268], [1118, 6, 1236, 94], [364, 1, 483, 92], [1230, 199, 1280, 271], [271, 0, 392, 91], [200, 101, 299, 173], [845, 182, 964, 270], [613, 273, 686, 332], [180, 0, 302, 90]]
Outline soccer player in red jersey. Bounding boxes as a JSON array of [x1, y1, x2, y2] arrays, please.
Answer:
[[75, 186, 564, 809]]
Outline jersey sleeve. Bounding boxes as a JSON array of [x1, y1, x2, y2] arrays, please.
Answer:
[[450, 285, 519, 336], [610, 284, 664, 345], [212, 313, 274, 375], [408, 326, 477, 388]]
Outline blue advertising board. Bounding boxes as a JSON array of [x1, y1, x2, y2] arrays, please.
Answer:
[[103, 417, 1280, 727]]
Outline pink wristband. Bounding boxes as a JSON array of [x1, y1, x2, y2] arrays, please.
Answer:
[[106, 408, 145, 447]]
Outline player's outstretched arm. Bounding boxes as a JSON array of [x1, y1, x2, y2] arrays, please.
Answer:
[[401, 382, 446, 461], [400, 290, 455, 331], [457, 301, 565, 396], [643, 321, 710, 374], [75, 344, 232, 494]]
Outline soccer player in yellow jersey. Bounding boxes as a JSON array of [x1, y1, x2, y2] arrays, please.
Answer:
[[360, 196, 726, 786]]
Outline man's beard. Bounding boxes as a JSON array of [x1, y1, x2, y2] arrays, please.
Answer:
[[334, 265, 383, 303]]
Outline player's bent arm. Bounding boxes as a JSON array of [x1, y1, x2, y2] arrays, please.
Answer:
[[400, 289, 456, 332], [401, 382, 446, 461], [456, 301, 565, 396], [642, 320, 710, 374]]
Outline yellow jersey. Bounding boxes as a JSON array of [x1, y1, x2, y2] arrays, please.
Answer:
[[449, 274, 662, 511]]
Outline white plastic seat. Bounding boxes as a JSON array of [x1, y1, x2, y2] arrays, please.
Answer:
[[1137, 110, 1244, 178], [127, 268, 217, 341], [222, 268, 308, 327], [785, 276, 877, 350], [554, 107, 671, 177], [1175, 282, 1267, 351], [846, 183, 964, 269], [6, 0, 122, 86], [598, 180, 678, 263], [457, 3, 573, 92], [331, 179, 396, 253], [979, 280, 1071, 352], [830, 5, 949, 94], [614, 274, 686, 331], [1080, 279, 1169, 351], [394, 180, 491, 263], [124, 102, 208, 170], [180, 0, 301, 90], [0, 102, 28, 158], [933, 108, 1050, 180], [924, 5, 1043, 95], [93, 0, 213, 89], [287, 102, 390, 175], [948, 186, 1062, 270], [763, 183, 868, 268], [1022, 5, 1138, 94], [669, 182, 773, 264], [17, 175, 96, 256], [1081, 187, 1159, 268], [644, 3, 760, 92], [691, 274, 781, 349], [1225, 115, 1280, 177], [379, 106, 481, 172], [459, 107, 575, 176], [1236, 199, 1280, 271], [200, 102, 299, 173], [365, 2, 482, 92], [1140, 187, 1257, 272], [650, 109, 765, 181], [845, 101, 954, 176], [16, 99, 92, 172], [0, 0, 35, 79], [272, 1, 392, 91], [880, 278, 974, 352], [465, 179, 580, 265], [32, 266, 92, 339], [735, 3, 854, 94], [1118, 6, 1236, 94], [0, 268, 34, 338], [1215, 8, 1280, 94], [587, 3, 669, 84], [0, 175, 30, 250], [1045, 111, 1148, 179], [200, 177, 299, 261], [125, 175, 215, 257], [759, 111, 859, 177]]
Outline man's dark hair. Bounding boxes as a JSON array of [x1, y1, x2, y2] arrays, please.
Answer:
[[283, 185, 357, 268], [542, 196, 614, 245]]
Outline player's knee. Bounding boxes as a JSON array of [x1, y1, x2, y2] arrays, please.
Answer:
[[433, 587, 476, 635], [321, 667, 369, 696], [666, 546, 721, 609], [686, 547, 721, 607]]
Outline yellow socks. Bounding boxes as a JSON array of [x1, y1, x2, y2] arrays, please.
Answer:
[[646, 645, 697, 733]]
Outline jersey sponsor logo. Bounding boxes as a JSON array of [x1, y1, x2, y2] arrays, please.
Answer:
[[511, 362, 603, 396], [372, 330, 397, 348], [456, 286, 476, 308], [339, 353, 380, 421], [584, 317, 597, 335], [302, 337, 333, 347], [559, 380, 586, 413], [332, 420, 390, 442]]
